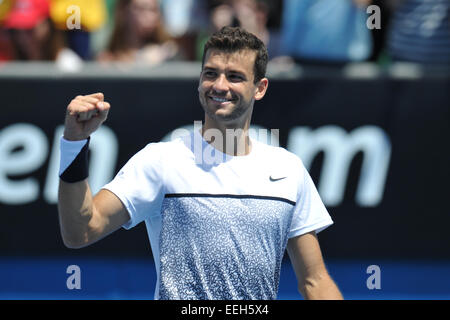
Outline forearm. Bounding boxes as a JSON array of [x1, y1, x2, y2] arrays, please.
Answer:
[[58, 179, 94, 248], [57, 93, 113, 248], [300, 274, 344, 300]]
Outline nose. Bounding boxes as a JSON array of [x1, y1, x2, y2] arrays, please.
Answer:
[[212, 74, 229, 93]]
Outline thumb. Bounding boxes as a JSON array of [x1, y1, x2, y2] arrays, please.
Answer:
[[97, 101, 110, 121]]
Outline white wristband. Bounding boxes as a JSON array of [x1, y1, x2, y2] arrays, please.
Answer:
[[59, 136, 89, 176]]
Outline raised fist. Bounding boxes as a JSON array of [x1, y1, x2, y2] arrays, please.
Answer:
[[63, 92, 110, 141]]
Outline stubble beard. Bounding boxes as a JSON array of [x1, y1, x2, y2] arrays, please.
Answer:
[[200, 93, 252, 125]]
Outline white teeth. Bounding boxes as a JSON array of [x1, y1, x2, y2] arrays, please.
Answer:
[[211, 97, 229, 102]]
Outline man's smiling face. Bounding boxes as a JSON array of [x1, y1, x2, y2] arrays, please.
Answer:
[[198, 49, 267, 125]]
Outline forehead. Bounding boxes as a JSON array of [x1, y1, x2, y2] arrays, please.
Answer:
[[203, 49, 256, 75]]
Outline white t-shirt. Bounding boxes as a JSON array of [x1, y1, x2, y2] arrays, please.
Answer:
[[102, 129, 333, 300]]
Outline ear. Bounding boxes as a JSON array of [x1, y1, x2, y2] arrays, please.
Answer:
[[254, 78, 269, 101]]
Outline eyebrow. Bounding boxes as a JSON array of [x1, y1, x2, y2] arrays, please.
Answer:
[[203, 66, 247, 78]]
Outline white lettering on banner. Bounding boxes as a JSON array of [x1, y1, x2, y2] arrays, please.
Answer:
[[0, 123, 389, 207], [0, 124, 118, 205], [0, 123, 48, 204], [44, 125, 119, 204], [287, 125, 391, 207]]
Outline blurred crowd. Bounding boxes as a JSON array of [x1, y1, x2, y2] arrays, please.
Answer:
[[0, 0, 448, 70]]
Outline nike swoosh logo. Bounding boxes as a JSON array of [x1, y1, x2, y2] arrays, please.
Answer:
[[269, 176, 287, 182]]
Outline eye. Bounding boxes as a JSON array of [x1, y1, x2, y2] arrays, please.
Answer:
[[228, 74, 244, 82], [203, 70, 217, 78]]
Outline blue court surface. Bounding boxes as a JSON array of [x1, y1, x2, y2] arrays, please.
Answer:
[[0, 258, 449, 300]]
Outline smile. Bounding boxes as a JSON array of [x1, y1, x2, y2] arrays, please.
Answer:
[[209, 96, 235, 103]]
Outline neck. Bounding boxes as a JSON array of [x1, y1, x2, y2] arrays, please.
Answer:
[[202, 116, 252, 156]]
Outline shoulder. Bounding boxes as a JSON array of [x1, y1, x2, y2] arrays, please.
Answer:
[[254, 140, 304, 168], [136, 134, 194, 161], [252, 140, 307, 183], [120, 138, 188, 177], [137, 137, 187, 158]]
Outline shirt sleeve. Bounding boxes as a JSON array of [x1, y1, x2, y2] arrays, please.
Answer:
[[288, 159, 333, 239], [101, 143, 165, 230]]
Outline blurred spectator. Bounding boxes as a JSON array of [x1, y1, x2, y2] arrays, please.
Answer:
[[195, 0, 283, 61], [158, 0, 209, 61], [279, 0, 374, 66], [159, 0, 208, 38], [0, 0, 14, 61], [49, 0, 108, 60], [231, 0, 283, 59], [210, 1, 236, 30], [97, 0, 181, 64], [0, 28, 14, 61], [1, 0, 82, 70], [0, 0, 12, 19], [195, 0, 238, 61], [386, 0, 450, 65], [353, 0, 372, 8]]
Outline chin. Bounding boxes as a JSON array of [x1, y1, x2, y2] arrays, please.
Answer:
[[215, 108, 248, 123], [201, 98, 249, 124]]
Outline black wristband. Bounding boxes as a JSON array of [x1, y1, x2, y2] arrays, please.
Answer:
[[60, 137, 90, 183]]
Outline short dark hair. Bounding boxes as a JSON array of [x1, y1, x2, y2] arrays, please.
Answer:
[[202, 26, 268, 83]]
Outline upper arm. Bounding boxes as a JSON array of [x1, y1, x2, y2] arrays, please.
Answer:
[[286, 231, 329, 291], [87, 188, 131, 245]]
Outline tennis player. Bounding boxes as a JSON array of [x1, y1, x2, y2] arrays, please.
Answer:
[[58, 26, 343, 300]]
